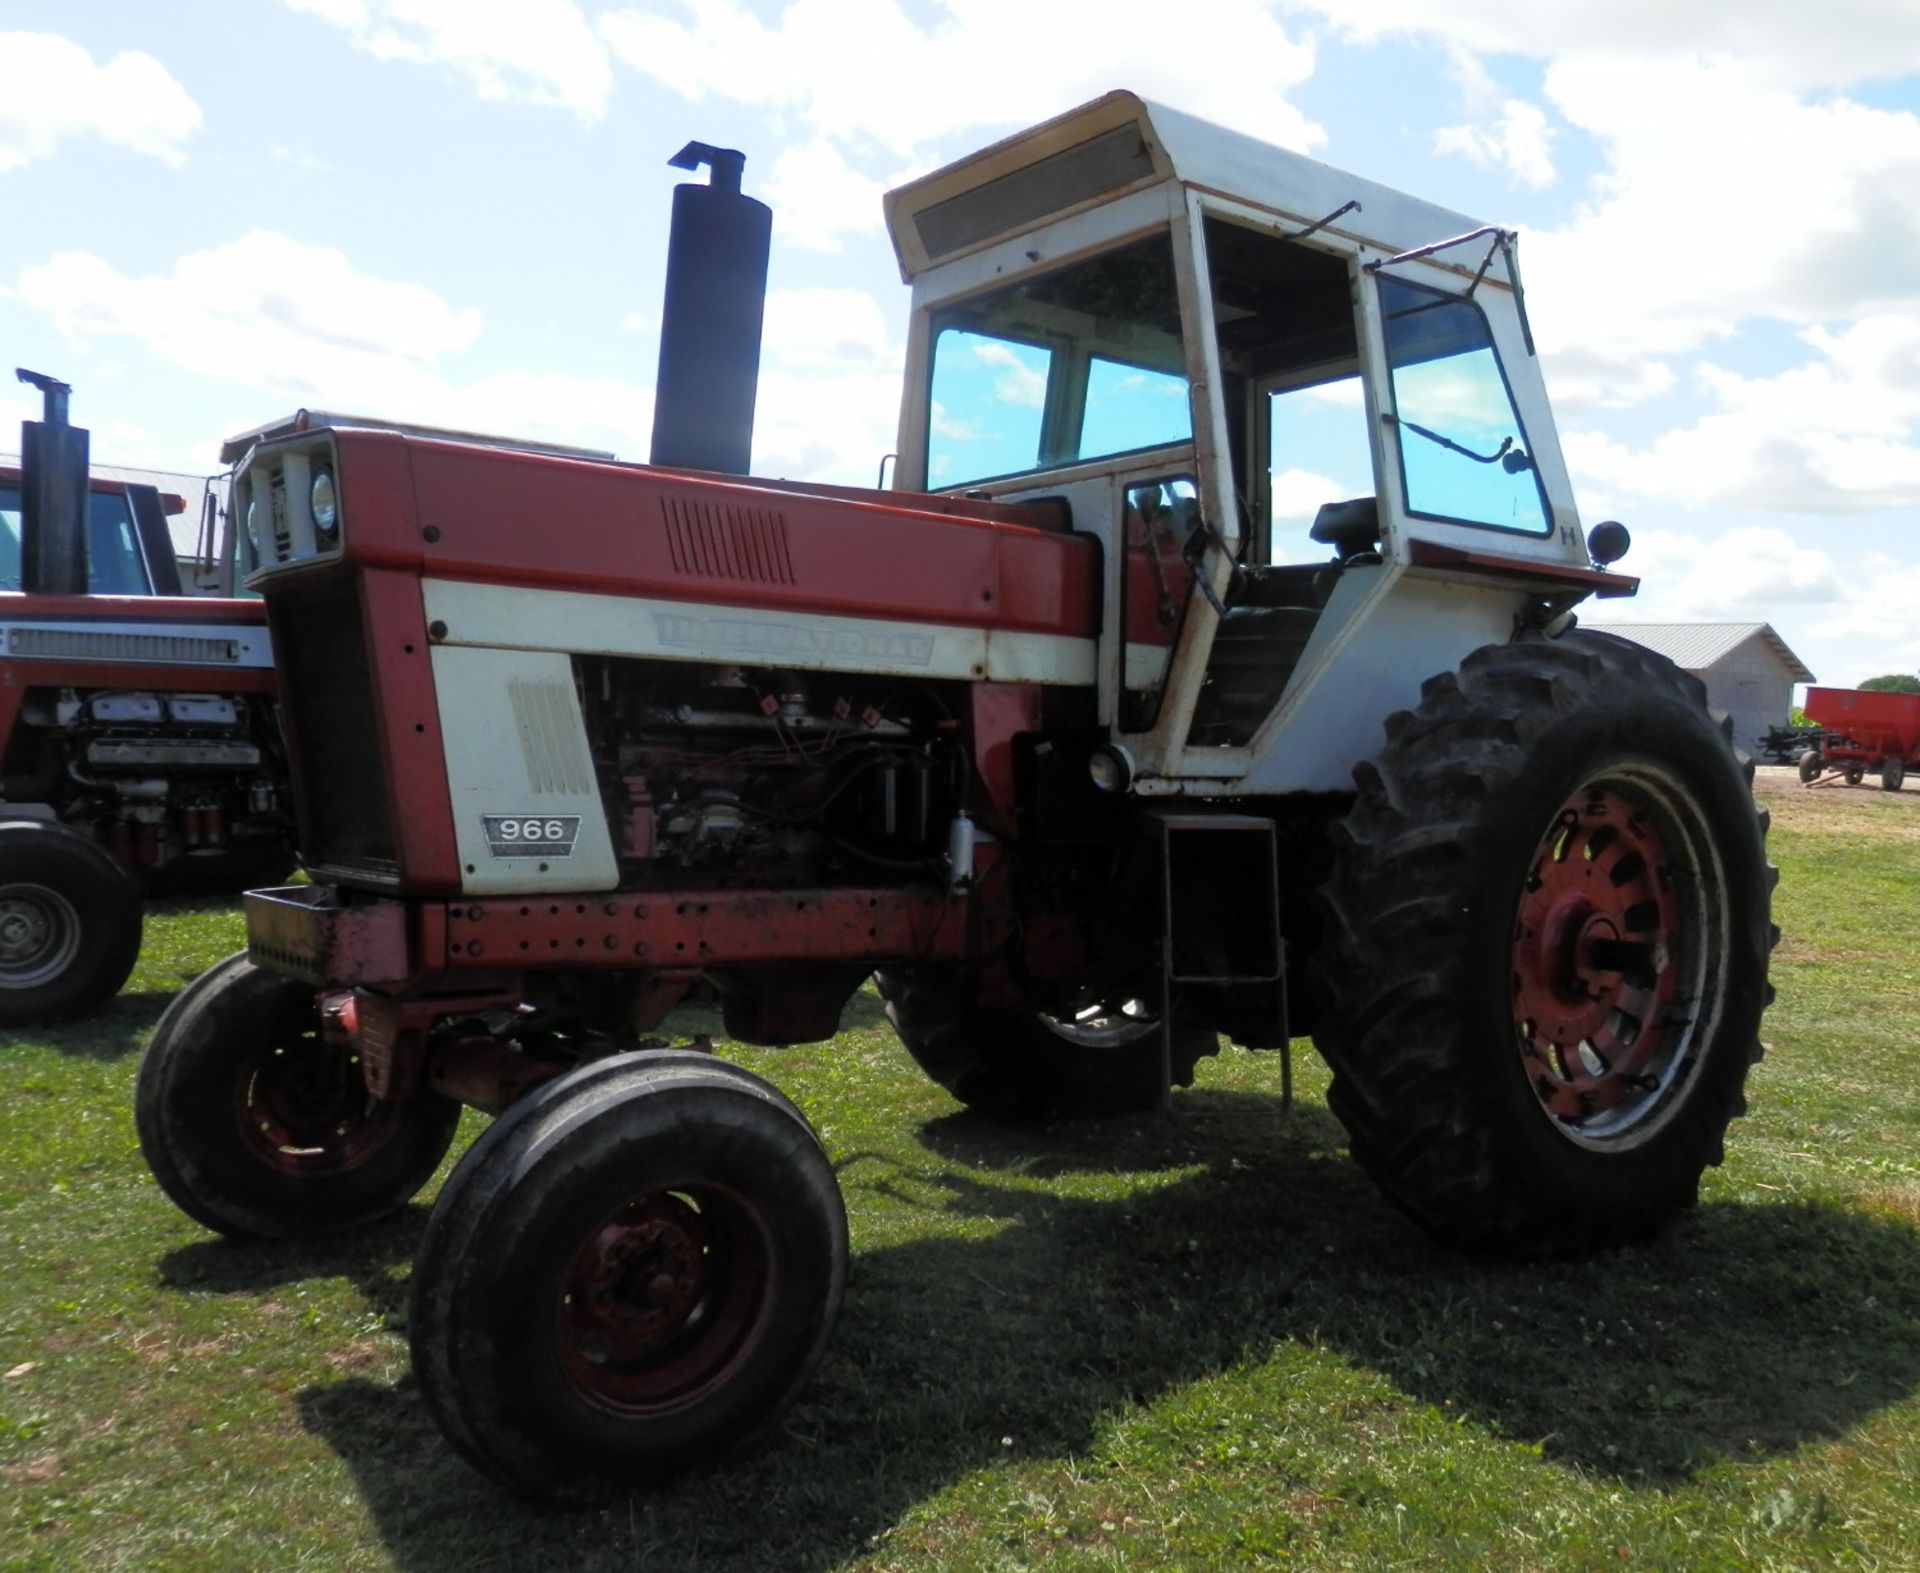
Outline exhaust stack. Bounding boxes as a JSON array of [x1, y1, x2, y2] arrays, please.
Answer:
[[648, 143, 771, 476], [16, 368, 90, 596]]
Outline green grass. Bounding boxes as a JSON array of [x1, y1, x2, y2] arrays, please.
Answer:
[[4, 777, 1920, 1571]]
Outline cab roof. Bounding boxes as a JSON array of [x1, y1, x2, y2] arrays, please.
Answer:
[[885, 90, 1486, 280]]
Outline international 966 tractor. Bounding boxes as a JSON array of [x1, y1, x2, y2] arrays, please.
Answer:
[[136, 95, 1775, 1501]]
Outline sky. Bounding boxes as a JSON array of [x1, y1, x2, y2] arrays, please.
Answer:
[[5, 1, 1920, 689]]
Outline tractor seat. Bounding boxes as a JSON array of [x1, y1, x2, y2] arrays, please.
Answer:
[[1309, 496, 1381, 562]]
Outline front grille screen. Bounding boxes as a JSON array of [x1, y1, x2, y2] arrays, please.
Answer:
[[273, 577, 397, 877]]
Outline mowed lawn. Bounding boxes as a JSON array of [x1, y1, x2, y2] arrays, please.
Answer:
[[3, 771, 1918, 1572]]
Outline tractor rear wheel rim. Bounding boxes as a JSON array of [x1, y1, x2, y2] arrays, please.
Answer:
[[233, 1027, 403, 1177], [1510, 770, 1720, 1148], [0, 882, 81, 989], [556, 1185, 774, 1416]]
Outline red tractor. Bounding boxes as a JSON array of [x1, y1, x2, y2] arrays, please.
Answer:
[[2, 371, 293, 1025], [137, 98, 1775, 1500]]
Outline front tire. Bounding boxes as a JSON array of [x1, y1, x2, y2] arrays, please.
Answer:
[[1797, 749, 1823, 785], [135, 953, 462, 1239], [1882, 760, 1905, 792], [408, 1051, 847, 1501], [1314, 631, 1775, 1257], [0, 820, 142, 1027]]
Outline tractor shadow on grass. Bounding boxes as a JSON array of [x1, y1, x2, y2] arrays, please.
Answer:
[[159, 1204, 429, 1323], [296, 1096, 1920, 1573]]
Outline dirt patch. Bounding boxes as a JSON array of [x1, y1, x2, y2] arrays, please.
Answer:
[[1752, 765, 1920, 841]]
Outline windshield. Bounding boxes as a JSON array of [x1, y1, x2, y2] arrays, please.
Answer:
[[0, 483, 155, 595], [926, 232, 1191, 488]]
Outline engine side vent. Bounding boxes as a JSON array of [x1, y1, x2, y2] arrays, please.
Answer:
[[507, 678, 595, 796], [661, 495, 796, 585], [8, 627, 241, 664]]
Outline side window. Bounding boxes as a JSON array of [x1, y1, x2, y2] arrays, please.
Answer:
[[1267, 373, 1374, 564], [1379, 274, 1550, 535], [928, 329, 1052, 487]]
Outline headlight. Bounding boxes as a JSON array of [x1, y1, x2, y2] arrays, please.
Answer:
[[310, 467, 339, 537]]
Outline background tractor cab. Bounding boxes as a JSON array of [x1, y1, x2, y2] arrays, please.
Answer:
[[886, 91, 1626, 793]]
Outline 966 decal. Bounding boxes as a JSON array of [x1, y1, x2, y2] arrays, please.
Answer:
[[482, 814, 581, 858]]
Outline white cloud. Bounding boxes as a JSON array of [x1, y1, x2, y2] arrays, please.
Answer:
[[281, 0, 612, 118], [1295, 1, 1920, 92], [969, 341, 1047, 408], [1433, 97, 1556, 189], [761, 287, 896, 372], [1562, 316, 1920, 515], [762, 139, 889, 253], [19, 234, 482, 388], [601, 0, 1321, 248], [0, 32, 201, 173]]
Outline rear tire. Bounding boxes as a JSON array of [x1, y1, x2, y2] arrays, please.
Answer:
[[1882, 761, 1905, 792], [0, 820, 142, 1027], [875, 967, 1217, 1116], [135, 953, 461, 1239], [408, 1052, 847, 1501], [1314, 631, 1775, 1258]]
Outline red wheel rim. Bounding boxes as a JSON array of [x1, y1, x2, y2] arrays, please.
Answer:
[[1511, 777, 1700, 1143], [232, 1027, 404, 1177], [555, 1185, 774, 1415]]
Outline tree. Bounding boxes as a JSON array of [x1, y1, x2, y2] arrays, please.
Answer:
[[1859, 674, 1920, 694]]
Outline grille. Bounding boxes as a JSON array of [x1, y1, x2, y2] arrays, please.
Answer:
[[273, 577, 397, 878], [661, 494, 795, 584], [8, 627, 242, 663]]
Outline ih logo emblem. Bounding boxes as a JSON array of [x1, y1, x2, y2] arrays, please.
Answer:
[[482, 814, 581, 858]]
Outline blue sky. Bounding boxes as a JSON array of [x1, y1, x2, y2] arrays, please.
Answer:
[[5, 2, 1920, 688]]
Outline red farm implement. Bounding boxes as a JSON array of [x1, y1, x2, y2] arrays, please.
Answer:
[[1798, 686, 1920, 791]]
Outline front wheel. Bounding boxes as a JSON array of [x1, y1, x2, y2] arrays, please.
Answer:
[[408, 1052, 847, 1501], [0, 820, 142, 1027], [1314, 631, 1775, 1258], [135, 953, 462, 1239], [1797, 749, 1823, 785], [1882, 760, 1905, 792]]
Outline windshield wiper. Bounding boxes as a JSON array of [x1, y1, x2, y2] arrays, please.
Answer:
[[1366, 226, 1537, 356]]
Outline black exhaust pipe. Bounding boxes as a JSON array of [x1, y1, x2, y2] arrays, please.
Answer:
[[648, 143, 771, 476], [16, 368, 90, 596]]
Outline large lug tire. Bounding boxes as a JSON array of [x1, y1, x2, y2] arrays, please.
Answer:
[[135, 953, 462, 1239], [408, 1051, 847, 1502], [874, 967, 1218, 1116], [1314, 630, 1776, 1258], [0, 820, 143, 1027], [1797, 749, 1823, 785]]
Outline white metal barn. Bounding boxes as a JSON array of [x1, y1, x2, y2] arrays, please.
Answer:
[[1606, 623, 1815, 752]]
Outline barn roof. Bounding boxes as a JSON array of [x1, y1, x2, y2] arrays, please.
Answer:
[[1605, 622, 1816, 683]]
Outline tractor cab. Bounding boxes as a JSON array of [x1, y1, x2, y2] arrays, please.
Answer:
[[886, 91, 1621, 792]]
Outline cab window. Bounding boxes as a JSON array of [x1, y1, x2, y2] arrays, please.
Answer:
[[927, 232, 1191, 487], [0, 483, 155, 594]]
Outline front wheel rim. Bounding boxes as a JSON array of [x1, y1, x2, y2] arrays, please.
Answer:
[[1509, 766, 1726, 1149], [232, 1024, 404, 1177], [555, 1184, 775, 1416], [0, 882, 82, 989]]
